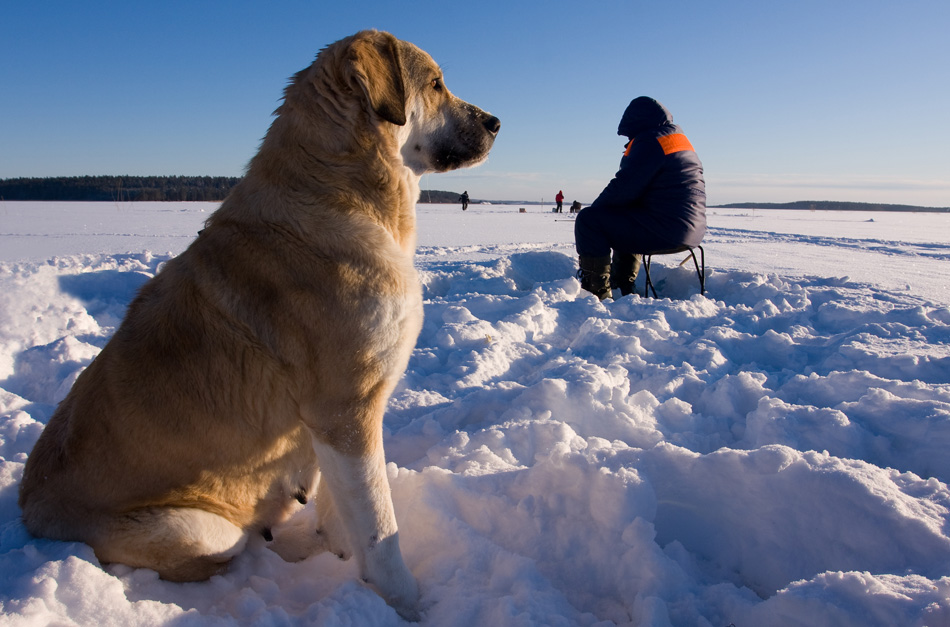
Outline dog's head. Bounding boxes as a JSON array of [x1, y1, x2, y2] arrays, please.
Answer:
[[296, 30, 500, 176], [390, 35, 500, 175]]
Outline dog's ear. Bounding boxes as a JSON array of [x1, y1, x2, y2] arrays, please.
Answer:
[[349, 31, 407, 126]]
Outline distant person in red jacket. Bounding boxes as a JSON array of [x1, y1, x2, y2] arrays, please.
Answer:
[[575, 97, 706, 299], [555, 190, 564, 213]]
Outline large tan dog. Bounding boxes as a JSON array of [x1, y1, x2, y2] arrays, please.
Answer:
[[19, 30, 498, 620]]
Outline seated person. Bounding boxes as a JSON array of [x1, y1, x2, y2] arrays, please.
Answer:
[[575, 97, 706, 299]]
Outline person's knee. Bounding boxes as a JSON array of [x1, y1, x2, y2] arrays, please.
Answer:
[[574, 210, 608, 257]]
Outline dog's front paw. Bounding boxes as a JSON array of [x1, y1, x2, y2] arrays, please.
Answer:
[[393, 601, 421, 623], [374, 576, 420, 623], [363, 534, 420, 622]]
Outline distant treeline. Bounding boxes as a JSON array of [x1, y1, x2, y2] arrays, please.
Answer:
[[418, 189, 469, 203], [0, 176, 242, 202], [714, 200, 950, 213], [0, 176, 471, 204]]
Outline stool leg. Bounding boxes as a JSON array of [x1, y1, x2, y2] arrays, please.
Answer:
[[643, 255, 658, 298], [642, 247, 706, 299], [683, 247, 706, 296], [689, 246, 706, 295]]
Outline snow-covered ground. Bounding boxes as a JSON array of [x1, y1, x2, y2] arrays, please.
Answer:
[[1, 201, 949, 626]]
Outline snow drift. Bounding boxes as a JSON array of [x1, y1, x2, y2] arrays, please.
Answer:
[[0, 202, 948, 626]]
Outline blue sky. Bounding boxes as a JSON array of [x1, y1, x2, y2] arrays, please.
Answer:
[[2, 0, 948, 206]]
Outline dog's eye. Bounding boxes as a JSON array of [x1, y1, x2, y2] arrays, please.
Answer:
[[431, 78, 443, 92]]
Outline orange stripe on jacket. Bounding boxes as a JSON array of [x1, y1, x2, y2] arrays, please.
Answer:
[[657, 134, 694, 155], [623, 133, 695, 157]]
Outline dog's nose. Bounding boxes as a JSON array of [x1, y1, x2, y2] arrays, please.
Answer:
[[483, 115, 501, 135]]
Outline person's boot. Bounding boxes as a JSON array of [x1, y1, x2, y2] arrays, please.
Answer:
[[611, 253, 642, 296], [576, 255, 612, 300]]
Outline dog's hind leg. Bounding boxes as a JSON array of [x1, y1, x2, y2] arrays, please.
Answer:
[[311, 439, 419, 621], [268, 472, 350, 563], [268, 504, 328, 562], [91, 507, 248, 582]]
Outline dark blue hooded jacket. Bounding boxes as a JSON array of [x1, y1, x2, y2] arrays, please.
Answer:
[[587, 97, 706, 249]]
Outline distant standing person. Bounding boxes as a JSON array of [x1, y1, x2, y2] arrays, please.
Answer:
[[459, 190, 469, 211], [574, 96, 706, 299], [555, 190, 564, 213]]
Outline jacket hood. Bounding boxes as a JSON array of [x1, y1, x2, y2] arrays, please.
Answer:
[[617, 97, 674, 138]]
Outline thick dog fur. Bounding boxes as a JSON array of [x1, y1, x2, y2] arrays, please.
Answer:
[[18, 30, 499, 619]]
